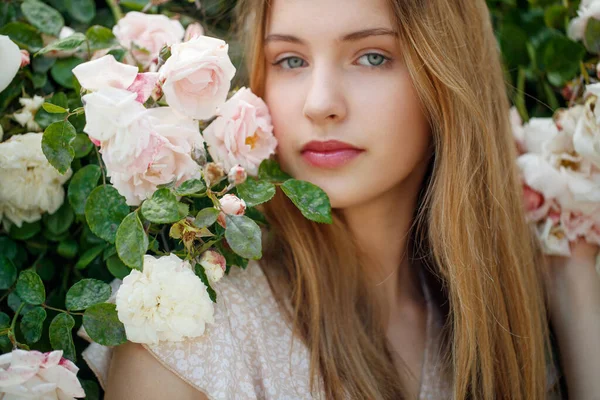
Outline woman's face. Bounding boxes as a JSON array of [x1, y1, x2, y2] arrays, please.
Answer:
[[263, 0, 431, 209]]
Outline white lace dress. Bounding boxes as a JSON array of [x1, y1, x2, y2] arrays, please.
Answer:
[[78, 261, 559, 399]]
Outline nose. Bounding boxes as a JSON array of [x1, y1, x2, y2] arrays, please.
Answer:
[[302, 64, 347, 124]]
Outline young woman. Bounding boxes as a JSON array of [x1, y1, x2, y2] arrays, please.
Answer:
[[99, 0, 600, 398]]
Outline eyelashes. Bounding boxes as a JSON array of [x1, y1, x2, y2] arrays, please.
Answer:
[[271, 52, 392, 70]]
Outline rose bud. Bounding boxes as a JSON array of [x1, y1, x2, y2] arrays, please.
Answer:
[[198, 249, 226, 284], [192, 144, 207, 166], [184, 22, 204, 42], [20, 49, 30, 67], [203, 162, 225, 187], [217, 194, 246, 228], [228, 165, 247, 186]]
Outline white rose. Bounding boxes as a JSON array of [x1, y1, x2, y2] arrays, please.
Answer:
[[81, 87, 147, 143], [106, 107, 202, 205], [568, 2, 600, 41], [0, 35, 22, 93], [113, 11, 184, 68], [0, 349, 85, 399], [573, 94, 600, 169], [0, 133, 72, 228], [536, 218, 572, 256], [115, 254, 215, 344], [13, 95, 45, 132], [73, 54, 139, 91], [159, 35, 236, 120], [198, 249, 226, 284]]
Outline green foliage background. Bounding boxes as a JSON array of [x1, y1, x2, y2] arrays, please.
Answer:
[[0, 0, 596, 397]]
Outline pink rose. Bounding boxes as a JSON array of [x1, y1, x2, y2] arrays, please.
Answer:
[[0, 349, 85, 398], [522, 184, 555, 222], [107, 107, 203, 205], [217, 194, 246, 228], [20, 49, 30, 67], [204, 87, 278, 176], [159, 35, 236, 120], [113, 11, 184, 68], [184, 22, 205, 41], [198, 249, 226, 283]]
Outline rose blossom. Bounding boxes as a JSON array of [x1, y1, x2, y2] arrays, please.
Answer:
[[567, 1, 600, 41], [184, 22, 205, 41], [13, 95, 45, 132], [20, 49, 30, 67], [573, 92, 600, 169], [0, 349, 85, 399], [537, 218, 572, 256], [106, 107, 203, 205], [198, 249, 227, 284], [159, 35, 236, 119], [115, 254, 215, 344], [0, 133, 72, 228], [204, 87, 278, 175], [0, 35, 22, 93], [217, 194, 246, 228], [113, 11, 184, 68]]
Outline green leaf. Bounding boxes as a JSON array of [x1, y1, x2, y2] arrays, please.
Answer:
[[80, 380, 100, 400], [42, 120, 77, 175], [85, 25, 117, 51], [0, 22, 43, 52], [32, 56, 56, 74], [0, 256, 17, 290], [37, 32, 85, 56], [85, 185, 130, 244], [15, 270, 45, 305], [68, 165, 101, 215], [21, 0, 64, 36], [258, 159, 292, 183], [194, 263, 216, 303], [43, 202, 74, 235], [51, 57, 84, 89], [66, 279, 112, 311], [106, 254, 131, 280], [20, 307, 46, 344], [498, 24, 530, 67], [173, 179, 206, 196], [116, 212, 148, 270], [66, 0, 96, 23], [83, 303, 127, 346], [49, 313, 76, 361], [9, 221, 41, 241], [75, 244, 106, 270], [35, 92, 68, 130], [41, 102, 67, 114], [584, 18, 600, 54], [141, 188, 181, 224], [224, 215, 262, 260], [194, 208, 219, 228], [57, 238, 78, 259], [72, 134, 94, 158], [543, 36, 586, 81], [281, 179, 332, 224], [236, 178, 276, 207]]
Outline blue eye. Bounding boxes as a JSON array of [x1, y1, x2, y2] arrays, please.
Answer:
[[275, 56, 306, 69], [357, 53, 389, 67]]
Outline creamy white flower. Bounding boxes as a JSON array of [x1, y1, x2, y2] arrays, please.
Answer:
[[198, 249, 226, 284], [537, 218, 572, 256], [573, 94, 600, 169], [568, 1, 600, 41], [520, 117, 559, 154], [0, 349, 85, 399], [0, 35, 22, 93], [115, 254, 215, 344], [0, 133, 72, 228], [13, 95, 45, 132], [73, 54, 139, 91]]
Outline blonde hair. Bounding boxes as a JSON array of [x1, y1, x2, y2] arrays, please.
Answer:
[[235, 0, 553, 398]]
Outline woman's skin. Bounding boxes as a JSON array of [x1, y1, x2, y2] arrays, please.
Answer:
[[105, 0, 600, 398]]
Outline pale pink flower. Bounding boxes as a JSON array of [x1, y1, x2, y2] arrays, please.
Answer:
[[198, 249, 226, 283], [204, 87, 277, 176], [159, 35, 236, 120], [228, 165, 247, 186], [568, 1, 600, 41], [19, 49, 30, 67], [113, 11, 184, 68], [0, 349, 85, 398], [184, 22, 205, 41], [217, 194, 246, 228]]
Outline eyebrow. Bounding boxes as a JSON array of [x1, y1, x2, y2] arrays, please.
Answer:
[[264, 28, 398, 45]]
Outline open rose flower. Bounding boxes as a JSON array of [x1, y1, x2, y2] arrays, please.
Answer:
[[0, 349, 85, 399], [159, 35, 236, 120], [0, 133, 72, 228], [106, 107, 202, 205], [113, 11, 184, 68], [115, 254, 215, 344], [204, 87, 278, 175], [0, 35, 22, 93]]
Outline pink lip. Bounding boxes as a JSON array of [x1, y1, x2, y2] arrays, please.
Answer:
[[300, 140, 364, 168]]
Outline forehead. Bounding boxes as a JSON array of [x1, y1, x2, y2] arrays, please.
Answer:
[[265, 0, 394, 38]]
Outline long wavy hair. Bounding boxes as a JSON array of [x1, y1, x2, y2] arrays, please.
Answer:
[[235, 0, 553, 398]]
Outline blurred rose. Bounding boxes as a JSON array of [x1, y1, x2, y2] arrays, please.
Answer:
[[159, 35, 236, 119], [0, 35, 21, 93], [573, 94, 600, 169], [113, 11, 184, 68], [0, 349, 85, 399], [20, 49, 30, 67], [204, 87, 277, 176], [537, 218, 572, 256], [568, 2, 600, 41], [13, 95, 45, 132], [0, 133, 72, 228], [184, 22, 205, 41]]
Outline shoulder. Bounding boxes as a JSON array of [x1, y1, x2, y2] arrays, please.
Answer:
[[141, 261, 309, 399]]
